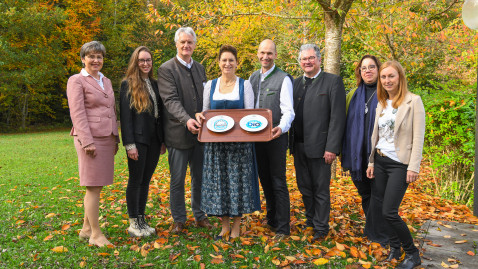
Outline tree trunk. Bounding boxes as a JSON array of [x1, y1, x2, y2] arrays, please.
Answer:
[[21, 93, 28, 130], [316, 0, 355, 178], [322, 12, 343, 75]]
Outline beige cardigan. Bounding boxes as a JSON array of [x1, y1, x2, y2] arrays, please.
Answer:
[[368, 92, 425, 173]]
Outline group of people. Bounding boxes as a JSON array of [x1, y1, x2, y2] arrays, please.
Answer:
[[67, 26, 425, 269]]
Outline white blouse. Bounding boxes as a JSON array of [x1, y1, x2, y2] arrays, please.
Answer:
[[202, 77, 255, 111], [376, 99, 401, 163]]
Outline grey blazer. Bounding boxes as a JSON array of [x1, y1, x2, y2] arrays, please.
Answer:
[[290, 71, 346, 158], [157, 57, 207, 149]]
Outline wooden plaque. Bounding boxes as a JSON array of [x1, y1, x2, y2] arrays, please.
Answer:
[[198, 109, 273, 142]]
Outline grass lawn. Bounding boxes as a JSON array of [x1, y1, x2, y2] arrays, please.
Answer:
[[1, 131, 476, 268]]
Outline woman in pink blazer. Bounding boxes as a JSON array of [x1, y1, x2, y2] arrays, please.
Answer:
[[67, 41, 119, 247], [367, 61, 425, 269]]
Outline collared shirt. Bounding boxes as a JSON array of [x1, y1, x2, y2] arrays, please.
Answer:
[[256, 64, 295, 133], [176, 55, 194, 69], [144, 78, 159, 118], [176, 55, 205, 88], [81, 68, 105, 90]]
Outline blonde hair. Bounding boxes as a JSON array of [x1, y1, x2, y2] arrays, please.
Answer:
[[377, 61, 408, 109], [123, 46, 154, 113]]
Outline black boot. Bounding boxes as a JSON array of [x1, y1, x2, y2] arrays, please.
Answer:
[[396, 251, 421, 269], [385, 247, 402, 261]]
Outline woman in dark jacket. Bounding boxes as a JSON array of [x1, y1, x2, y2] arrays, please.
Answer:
[[120, 46, 165, 237], [342, 55, 389, 246]]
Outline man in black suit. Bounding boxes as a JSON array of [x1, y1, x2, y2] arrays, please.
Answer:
[[289, 44, 346, 241]]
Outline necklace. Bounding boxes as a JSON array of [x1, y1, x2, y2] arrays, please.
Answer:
[[222, 77, 236, 87], [365, 91, 376, 114]]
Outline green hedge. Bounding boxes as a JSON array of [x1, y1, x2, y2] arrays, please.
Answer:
[[416, 86, 475, 206]]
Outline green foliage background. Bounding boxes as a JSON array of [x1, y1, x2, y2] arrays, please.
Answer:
[[417, 85, 476, 206]]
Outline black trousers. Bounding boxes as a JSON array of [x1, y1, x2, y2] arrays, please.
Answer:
[[255, 134, 290, 235], [373, 153, 418, 254], [352, 159, 389, 246], [293, 143, 330, 234], [352, 172, 371, 219], [126, 137, 161, 218]]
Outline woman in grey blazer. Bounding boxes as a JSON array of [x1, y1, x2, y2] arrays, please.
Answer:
[[367, 61, 425, 269]]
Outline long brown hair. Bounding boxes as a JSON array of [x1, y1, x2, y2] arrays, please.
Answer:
[[377, 60, 408, 109], [354, 55, 381, 86], [123, 46, 154, 113]]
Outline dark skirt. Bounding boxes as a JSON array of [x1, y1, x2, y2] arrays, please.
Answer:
[[200, 142, 261, 216]]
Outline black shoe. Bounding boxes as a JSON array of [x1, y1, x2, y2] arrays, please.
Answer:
[[396, 251, 421, 269], [312, 232, 328, 242], [385, 247, 402, 261], [265, 224, 277, 232]]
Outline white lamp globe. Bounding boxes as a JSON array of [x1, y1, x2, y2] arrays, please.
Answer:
[[463, 0, 478, 30]]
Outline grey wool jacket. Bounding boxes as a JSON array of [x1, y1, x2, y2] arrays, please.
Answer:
[[157, 57, 207, 149]]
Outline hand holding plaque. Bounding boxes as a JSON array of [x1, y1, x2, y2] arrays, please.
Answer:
[[198, 109, 273, 142]]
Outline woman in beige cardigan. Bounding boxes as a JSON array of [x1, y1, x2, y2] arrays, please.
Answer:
[[366, 61, 425, 269]]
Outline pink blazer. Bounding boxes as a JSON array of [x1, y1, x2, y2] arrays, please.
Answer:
[[67, 73, 119, 148]]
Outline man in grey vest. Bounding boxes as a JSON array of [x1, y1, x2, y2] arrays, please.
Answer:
[[249, 39, 295, 239], [158, 27, 212, 233]]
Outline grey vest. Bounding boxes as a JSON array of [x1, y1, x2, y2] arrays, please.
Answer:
[[249, 67, 293, 127]]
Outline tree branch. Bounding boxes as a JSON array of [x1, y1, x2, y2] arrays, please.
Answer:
[[426, 0, 459, 23], [316, 0, 333, 13], [218, 11, 317, 20], [345, 18, 389, 60]]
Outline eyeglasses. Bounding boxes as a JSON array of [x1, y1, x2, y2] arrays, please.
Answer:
[[138, 59, 152, 64], [300, 56, 317, 63], [361, 65, 376, 72]]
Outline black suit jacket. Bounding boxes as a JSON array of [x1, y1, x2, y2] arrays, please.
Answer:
[[120, 80, 164, 147], [290, 71, 346, 158]]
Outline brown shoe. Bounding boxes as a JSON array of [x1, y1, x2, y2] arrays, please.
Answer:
[[196, 218, 213, 229], [171, 222, 185, 234]]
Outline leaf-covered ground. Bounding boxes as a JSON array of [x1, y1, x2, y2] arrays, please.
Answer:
[[0, 131, 476, 268]]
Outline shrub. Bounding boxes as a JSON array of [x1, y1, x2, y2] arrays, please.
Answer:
[[416, 87, 475, 206]]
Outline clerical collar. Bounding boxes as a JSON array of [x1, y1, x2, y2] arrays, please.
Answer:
[[303, 69, 321, 80]]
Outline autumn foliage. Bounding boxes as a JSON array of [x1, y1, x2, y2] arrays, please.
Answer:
[[25, 155, 476, 267]]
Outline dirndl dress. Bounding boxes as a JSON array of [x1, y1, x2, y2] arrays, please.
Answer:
[[200, 78, 261, 216]]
